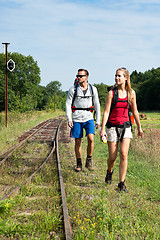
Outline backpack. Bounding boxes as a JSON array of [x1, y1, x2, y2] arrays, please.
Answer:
[[107, 86, 132, 141], [71, 83, 94, 112]]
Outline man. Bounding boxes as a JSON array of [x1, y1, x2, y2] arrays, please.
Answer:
[[66, 68, 100, 172]]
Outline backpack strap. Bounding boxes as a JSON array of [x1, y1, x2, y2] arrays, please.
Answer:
[[107, 86, 118, 115], [71, 106, 94, 112], [71, 83, 94, 108], [89, 83, 94, 106], [108, 86, 131, 114], [106, 121, 131, 142], [71, 83, 78, 107]]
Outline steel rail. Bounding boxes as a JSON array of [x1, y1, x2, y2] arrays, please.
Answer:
[[0, 118, 72, 239], [0, 141, 56, 202], [56, 120, 72, 240], [0, 120, 50, 166]]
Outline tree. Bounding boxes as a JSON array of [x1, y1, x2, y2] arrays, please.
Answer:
[[93, 83, 108, 109], [45, 81, 67, 111], [131, 67, 160, 110], [46, 81, 62, 96], [0, 52, 41, 112]]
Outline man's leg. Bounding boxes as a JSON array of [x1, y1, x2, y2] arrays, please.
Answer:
[[85, 133, 94, 170], [87, 133, 94, 157], [71, 122, 83, 172], [75, 138, 82, 172], [85, 119, 95, 171], [75, 138, 82, 159]]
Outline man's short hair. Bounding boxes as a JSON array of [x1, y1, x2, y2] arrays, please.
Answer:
[[78, 69, 89, 76]]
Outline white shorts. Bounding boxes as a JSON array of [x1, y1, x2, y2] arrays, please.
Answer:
[[106, 126, 132, 142]]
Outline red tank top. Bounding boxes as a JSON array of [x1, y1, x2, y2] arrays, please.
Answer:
[[108, 93, 129, 125]]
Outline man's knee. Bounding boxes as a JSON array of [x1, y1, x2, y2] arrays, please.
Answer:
[[87, 134, 94, 143], [75, 138, 82, 147]]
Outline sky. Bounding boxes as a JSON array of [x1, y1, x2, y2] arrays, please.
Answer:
[[1, 0, 160, 91]]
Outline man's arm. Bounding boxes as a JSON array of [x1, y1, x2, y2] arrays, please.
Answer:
[[93, 86, 101, 128], [66, 87, 74, 126]]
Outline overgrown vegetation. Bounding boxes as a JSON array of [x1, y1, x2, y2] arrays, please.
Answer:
[[0, 160, 64, 239], [0, 110, 64, 154], [60, 112, 160, 239], [0, 110, 159, 239], [0, 110, 65, 239]]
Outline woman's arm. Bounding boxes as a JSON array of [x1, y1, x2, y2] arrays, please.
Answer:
[[100, 90, 113, 140], [130, 90, 143, 138]]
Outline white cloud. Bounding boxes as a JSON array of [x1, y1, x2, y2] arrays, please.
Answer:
[[0, 0, 160, 90]]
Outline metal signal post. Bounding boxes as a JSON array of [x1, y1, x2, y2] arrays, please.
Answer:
[[2, 42, 10, 127]]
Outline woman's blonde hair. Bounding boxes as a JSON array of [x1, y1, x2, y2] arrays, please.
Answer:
[[116, 67, 132, 103]]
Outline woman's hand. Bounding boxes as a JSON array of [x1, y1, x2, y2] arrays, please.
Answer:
[[100, 128, 107, 142], [138, 128, 143, 138]]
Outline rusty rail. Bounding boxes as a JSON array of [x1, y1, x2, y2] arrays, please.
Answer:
[[56, 120, 72, 240], [0, 118, 72, 239], [0, 120, 49, 166], [0, 141, 56, 201]]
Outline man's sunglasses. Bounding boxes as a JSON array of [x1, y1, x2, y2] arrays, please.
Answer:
[[76, 75, 86, 78]]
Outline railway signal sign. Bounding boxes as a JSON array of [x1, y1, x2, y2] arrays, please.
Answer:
[[7, 59, 15, 72]]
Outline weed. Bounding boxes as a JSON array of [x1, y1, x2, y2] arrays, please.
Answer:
[[0, 198, 14, 214], [0, 111, 159, 239], [60, 112, 160, 239]]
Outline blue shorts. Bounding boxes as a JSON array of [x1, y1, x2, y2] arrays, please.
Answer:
[[70, 119, 95, 138]]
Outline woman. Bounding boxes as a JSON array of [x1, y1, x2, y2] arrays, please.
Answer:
[[100, 67, 143, 192]]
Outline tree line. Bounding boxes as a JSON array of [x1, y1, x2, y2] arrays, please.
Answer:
[[0, 52, 159, 112], [0, 52, 66, 112], [95, 68, 160, 111]]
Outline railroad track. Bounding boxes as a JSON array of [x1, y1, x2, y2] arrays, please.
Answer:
[[0, 117, 72, 240]]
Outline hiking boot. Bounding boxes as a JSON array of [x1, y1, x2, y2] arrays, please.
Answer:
[[105, 169, 113, 184], [85, 158, 94, 171], [118, 181, 128, 192], [75, 159, 82, 172]]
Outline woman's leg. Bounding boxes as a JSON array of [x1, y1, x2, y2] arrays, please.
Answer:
[[107, 141, 118, 172], [119, 138, 130, 182], [105, 141, 118, 184]]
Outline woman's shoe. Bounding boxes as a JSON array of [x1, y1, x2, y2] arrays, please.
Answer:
[[118, 181, 128, 192], [105, 169, 113, 184]]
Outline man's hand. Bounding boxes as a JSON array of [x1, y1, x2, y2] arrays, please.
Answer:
[[68, 121, 73, 128], [96, 123, 100, 129]]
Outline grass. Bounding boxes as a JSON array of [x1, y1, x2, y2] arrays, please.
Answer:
[[59, 112, 160, 240], [0, 152, 65, 239], [0, 110, 64, 154], [140, 112, 160, 128], [0, 110, 65, 239], [0, 110, 159, 239]]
